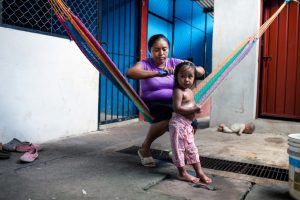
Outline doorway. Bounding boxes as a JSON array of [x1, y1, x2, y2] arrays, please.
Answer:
[[260, 0, 300, 120]]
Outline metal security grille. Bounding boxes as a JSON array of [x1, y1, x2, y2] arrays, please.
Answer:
[[98, 0, 140, 126], [119, 146, 289, 182], [0, 0, 97, 37]]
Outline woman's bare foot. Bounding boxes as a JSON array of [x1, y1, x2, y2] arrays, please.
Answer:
[[197, 173, 212, 184], [178, 172, 200, 183]]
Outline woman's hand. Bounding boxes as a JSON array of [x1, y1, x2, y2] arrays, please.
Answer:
[[157, 67, 175, 77], [158, 69, 168, 77], [195, 66, 205, 77], [163, 67, 175, 75]]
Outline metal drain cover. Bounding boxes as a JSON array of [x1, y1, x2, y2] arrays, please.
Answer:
[[118, 146, 288, 182]]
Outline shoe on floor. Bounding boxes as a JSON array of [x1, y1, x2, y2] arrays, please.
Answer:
[[20, 148, 38, 163], [0, 149, 10, 159], [3, 138, 30, 152], [137, 149, 156, 167], [16, 144, 42, 153]]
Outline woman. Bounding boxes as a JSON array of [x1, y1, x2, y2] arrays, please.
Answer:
[[126, 34, 205, 167]]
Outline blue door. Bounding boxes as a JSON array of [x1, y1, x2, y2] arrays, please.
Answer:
[[99, 0, 140, 125]]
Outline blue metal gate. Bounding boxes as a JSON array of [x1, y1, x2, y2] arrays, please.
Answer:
[[99, 0, 140, 126]]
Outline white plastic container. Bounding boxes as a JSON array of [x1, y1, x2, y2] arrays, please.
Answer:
[[288, 133, 300, 200]]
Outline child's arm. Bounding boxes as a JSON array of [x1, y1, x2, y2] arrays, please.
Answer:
[[173, 89, 200, 115], [239, 126, 245, 134]]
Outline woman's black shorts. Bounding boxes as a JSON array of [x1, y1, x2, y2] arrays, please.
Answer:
[[144, 100, 198, 129], [145, 100, 173, 123]]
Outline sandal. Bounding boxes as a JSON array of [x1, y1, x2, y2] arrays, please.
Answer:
[[0, 150, 10, 159], [3, 138, 30, 152], [20, 147, 38, 163], [16, 144, 42, 153], [138, 149, 156, 167]]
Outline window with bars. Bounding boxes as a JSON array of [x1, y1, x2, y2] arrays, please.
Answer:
[[0, 0, 98, 37]]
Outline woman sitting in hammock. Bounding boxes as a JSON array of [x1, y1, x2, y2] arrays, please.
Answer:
[[126, 34, 205, 167]]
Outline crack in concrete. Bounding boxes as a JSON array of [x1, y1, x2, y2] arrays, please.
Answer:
[[241, 182, 255, 200]]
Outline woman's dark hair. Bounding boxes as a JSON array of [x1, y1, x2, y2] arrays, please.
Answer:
[[174, 61, 197, 89], [148, 34, 170, 52]]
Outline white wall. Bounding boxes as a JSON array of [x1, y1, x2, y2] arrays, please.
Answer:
[[0, 27, 99, 143], [210, 0, 261, 126]]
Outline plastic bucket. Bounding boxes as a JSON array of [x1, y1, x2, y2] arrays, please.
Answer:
[[288, 133, 300, 200], [289, 141, 300, 148]]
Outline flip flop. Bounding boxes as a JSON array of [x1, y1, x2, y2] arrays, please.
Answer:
[[20, 148, 38, 163], [137, 149, 156, 167], [16, 144, 42, 153], [0, 150, 10, 159], [3, 138, 30, 152]]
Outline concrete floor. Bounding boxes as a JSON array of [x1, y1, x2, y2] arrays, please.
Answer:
[[0, 118, 299, 200]]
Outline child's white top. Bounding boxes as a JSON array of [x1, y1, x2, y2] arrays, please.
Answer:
[[230, 123, 246, 133]]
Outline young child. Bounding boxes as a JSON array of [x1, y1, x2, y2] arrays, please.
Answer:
[[218, 122, 255, 136], [169, 61, 212, 184]]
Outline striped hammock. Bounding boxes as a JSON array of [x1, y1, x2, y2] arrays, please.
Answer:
[[193, 0, 298, 104], [49, 0, 296, 122], [49, 0, 153, 122]]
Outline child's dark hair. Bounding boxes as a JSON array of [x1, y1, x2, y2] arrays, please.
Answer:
[[148, 34, 170, 52], [174, 61, 197, 89], [246, 122, 255, 134]]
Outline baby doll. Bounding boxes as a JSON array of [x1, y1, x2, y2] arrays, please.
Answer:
[[218, 122, 255, 136]]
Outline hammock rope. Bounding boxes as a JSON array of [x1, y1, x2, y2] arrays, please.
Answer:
[[49, 0, 295, 121], [193, 0, 293, 105], [49, 0, 154, 122]]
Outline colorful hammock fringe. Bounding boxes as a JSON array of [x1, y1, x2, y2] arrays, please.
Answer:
[[49, 0, 293, 121], [194, 37, 257, 105], [193, 0, 292, 105], [49, 0, 153, 122]]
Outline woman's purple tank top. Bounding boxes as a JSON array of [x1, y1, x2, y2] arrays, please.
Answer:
[[138, 58, 183, 101]]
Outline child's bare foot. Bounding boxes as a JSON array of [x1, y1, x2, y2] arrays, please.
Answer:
[[178, 172, 200, 183], [197, 173, 212, 184]]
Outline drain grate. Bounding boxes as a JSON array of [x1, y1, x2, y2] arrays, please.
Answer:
[[118, 146, 288, 182]]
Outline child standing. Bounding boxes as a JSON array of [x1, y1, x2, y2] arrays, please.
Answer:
[[169, 61, 212, 184]]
